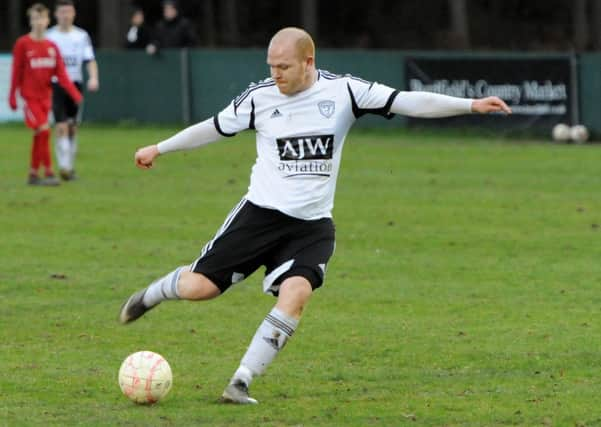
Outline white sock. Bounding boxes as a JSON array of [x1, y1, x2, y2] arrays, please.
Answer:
[[69, 137, 77, 170], [55, 136, 70, 170], [234, 307, 299, 386], [142, 266, 185, 307]]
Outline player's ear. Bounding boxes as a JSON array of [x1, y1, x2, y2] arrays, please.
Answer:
[[305, 56, 314, 68]]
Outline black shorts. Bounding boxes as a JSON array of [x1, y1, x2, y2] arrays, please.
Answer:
[[191, 199, 336, 296], [52, 82, 82, 122]]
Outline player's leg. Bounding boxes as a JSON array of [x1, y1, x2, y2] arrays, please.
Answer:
[[37, 125, 57, 181], [52, 83, 73, 180], [67, 121, 78, 178], [64, 83, 83, 179], [119, 269, 221, 324], [24, 99, 59, 186], [119, 198, 265, 324], [28, 131, 42, 184], [222, 276, 312, 404], [37, 98, 59, 183], [55, 121, 71, 178], [223, 217, 335, 404], [24, 100, 41, 183]]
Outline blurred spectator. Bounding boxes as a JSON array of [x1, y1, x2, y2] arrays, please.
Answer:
[[146, 0, 198, 54], [125, 8, 151, 49]]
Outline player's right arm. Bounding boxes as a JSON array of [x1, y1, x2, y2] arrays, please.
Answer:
[[135, 84, 256, 169], [134, 118, 223, 169], [8, 39, 24, 111]]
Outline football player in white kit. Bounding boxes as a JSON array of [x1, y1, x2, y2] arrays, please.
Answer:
[[119, 28, 511, 404], [46, 0, 99, 180]]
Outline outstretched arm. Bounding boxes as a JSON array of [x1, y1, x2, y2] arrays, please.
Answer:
[[134, 117, 223, 169], [390, 91, 511, 118], [471, 96, 512, 114]]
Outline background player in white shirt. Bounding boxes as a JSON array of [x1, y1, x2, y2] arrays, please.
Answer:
[[119, 27, 511, 404], [46, 0, 99, 180]]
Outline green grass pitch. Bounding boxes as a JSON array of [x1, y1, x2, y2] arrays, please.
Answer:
[[1, 124, 600, 426]]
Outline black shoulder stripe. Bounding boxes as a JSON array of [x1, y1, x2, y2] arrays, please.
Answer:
[[320, 70, 342, 80], [235, 80, 274, 103], [235, 80, 273, 100], [213, 115, 237, 137], [321, 71, 372, 86], [347, 83, 399, 120], [347, 83, 361, 118], [249, 99, 256, 130], [234, 80, 276, 110]]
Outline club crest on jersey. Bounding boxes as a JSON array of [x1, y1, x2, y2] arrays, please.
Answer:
[[276, 134, 334, 160], [48, 47, 56, 57], [318, 100, 335, 118]]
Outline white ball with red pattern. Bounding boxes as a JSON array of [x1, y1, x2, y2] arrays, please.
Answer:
[[118, 351, 172, 404], [570, 125, 589, 143]]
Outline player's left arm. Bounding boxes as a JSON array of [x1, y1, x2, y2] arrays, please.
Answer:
[[135, 118, 223, 169], [471, 96, 511, 114], [86, 60, 99, 92], [390, 91, 511, 117], [83, 32, 99, 91]]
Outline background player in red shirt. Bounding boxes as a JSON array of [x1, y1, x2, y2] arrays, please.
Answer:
[[8, 3, 82, 186]]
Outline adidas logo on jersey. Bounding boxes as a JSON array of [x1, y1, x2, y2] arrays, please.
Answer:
[[270, 109, 283, 118]]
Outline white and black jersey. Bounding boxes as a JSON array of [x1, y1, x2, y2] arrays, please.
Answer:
[[46, 26, 95, 83], [214, 70, 398, 220]]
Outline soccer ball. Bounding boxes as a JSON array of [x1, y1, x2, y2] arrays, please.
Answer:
[[570, 125, 589, 143], [551, 123, 571, 142], [118, 351, 172, 404]]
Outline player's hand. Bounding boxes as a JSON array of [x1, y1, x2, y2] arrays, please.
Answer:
[[8, 96, 17, 111], [135, 145, 160, 169], [87, 78, 99, 92], [471, 96, 512, 114]]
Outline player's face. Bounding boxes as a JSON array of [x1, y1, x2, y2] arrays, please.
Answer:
[[55, 5, 76, 27], [267, 44, 311, 95], [29, 11, 50, 33]]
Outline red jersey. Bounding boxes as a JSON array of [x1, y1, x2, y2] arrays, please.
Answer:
[[9, 34, 82, 106]]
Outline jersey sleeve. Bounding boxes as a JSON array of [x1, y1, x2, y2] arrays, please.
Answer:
[[213, 84, 259, 137], [82, 31, 95, 61], [9, 39, 24, 105], [344, 75, 399, 119]]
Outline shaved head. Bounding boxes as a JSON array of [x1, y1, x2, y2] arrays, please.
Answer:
[[267, 27, 317, 95], [269, 27, 315, 61]]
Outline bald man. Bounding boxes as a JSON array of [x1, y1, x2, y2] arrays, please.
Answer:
[[119, 27, 511, 404]]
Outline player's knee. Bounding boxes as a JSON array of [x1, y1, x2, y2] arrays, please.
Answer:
[[55, 122, 68, 135], [36, 123, 50, 133], [178, 271, 221, 300], [277, 277, 313, 316]]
